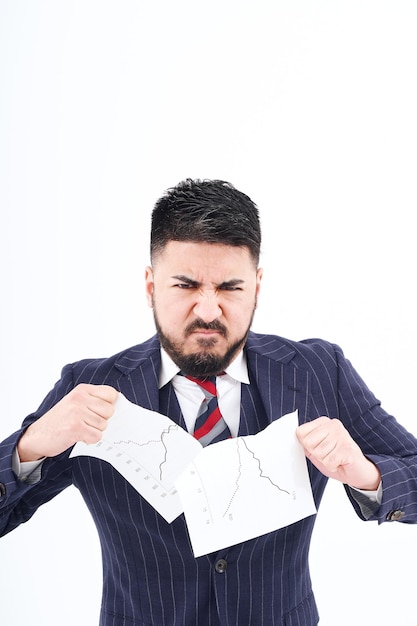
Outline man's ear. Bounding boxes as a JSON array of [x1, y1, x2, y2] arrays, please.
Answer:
[[255, 267, 263, 298], [145, 266, 154, 308]]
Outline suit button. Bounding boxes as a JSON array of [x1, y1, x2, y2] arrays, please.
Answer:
[[0, 483, 6, 497], [215, 559, 228, 573], [386, 509, 405, 521]]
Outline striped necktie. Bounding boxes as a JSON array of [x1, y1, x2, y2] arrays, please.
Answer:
[[185, 374, 231, 446]]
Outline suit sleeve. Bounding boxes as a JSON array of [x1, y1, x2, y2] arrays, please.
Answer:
[[333, 344, 417, 524], [0, 364, 77, 537]]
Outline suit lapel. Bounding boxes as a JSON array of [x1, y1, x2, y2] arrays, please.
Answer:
[[113, 336, 161, 412], [159, 382, 187, 429], [112, 336, 187, 430], [244, 334, 311, 429]]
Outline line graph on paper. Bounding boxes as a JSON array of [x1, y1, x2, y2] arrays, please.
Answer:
[[221, 437, 294, 520], [179, 434, 294, 527], [175, 411, 317, 557], [110, 422, 190, 485], [70, 394, 202, 523]]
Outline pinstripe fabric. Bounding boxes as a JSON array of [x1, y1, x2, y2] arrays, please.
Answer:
[[2, 332, 417, 625]]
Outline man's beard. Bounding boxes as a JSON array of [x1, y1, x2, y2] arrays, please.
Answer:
[[153, 309, 255, 378]]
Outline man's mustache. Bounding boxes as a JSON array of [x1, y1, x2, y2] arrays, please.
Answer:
[[185, 319, 227, 336]]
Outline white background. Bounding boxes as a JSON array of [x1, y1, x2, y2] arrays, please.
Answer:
[[1, 1, 416, 624]]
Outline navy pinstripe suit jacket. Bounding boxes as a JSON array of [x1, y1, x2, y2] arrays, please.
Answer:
[[1, 332, 417, 625]]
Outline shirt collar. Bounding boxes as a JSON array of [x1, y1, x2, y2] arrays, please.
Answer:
[[158, 347, 250, 388]]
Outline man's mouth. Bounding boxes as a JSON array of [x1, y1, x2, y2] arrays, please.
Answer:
[[185, 320, 227, 338]]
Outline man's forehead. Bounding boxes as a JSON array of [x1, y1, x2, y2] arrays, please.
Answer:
[[153, 240, 256, 267]]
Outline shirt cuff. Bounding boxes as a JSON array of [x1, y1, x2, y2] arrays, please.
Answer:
[[350, 481, 383, 504], [12, 448, 45, 485], [347, 482, 383, 519]]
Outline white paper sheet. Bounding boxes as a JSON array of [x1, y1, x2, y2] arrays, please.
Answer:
[[70, 395, 316, 555], [70, 393, 202, 522], [175, 411, 317, 557]]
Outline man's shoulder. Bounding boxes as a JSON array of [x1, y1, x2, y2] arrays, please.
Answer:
[[246, 331, 340, 366], [69, 335, 160, 381]]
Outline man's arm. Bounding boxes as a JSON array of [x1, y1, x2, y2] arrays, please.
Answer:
[[17, 383, 118, 461], [1, 380, 118, 537]]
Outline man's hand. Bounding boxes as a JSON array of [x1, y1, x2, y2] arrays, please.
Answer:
[[17, 384, 119, 462], [296, 416, 381, 490]]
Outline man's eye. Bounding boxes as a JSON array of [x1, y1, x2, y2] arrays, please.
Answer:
[[174, 283, 192, 289], [222, 285, 243, 291]]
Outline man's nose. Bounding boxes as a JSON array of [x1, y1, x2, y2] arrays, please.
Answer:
[[193, 290, 222, 322]]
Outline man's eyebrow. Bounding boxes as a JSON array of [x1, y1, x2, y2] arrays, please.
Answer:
[[170, 276, 246, 288], [218, 279, 245, 288], [171, 275, 201, 287]]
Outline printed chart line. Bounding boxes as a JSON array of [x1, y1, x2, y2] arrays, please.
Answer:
[[108, 424, 180, 482], [223, 438, 291, 518]]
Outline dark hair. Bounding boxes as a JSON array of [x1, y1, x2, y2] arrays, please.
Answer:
[[150, 178, 261, 264]]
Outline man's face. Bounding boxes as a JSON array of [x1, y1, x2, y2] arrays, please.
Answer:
[[145, 241, 263, 377]]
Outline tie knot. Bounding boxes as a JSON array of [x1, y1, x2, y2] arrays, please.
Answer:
[[177, 372, 231, 445], [185, 374, 216, 396]]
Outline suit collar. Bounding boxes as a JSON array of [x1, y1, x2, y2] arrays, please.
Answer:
[[245, 331, 297, 365], [113, 332, 296, 375], [113, 335, 161, 375], [113, 335, 161, 411], [111, 332, 304, 419]]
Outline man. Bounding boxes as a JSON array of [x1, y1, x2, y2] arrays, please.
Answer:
[[1, 178, 417, 625]]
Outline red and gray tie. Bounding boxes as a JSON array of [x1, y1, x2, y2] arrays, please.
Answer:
[[185, 374, 232, 446]]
